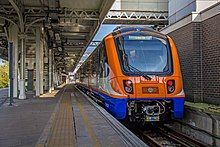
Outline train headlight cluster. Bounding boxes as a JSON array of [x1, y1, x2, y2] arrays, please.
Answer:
[[167, 80, 175, 94], [123, 80, 133, 94]]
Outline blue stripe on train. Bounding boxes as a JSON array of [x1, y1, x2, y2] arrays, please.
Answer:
[[97, 92, 128, 119], [95, 91, 184, 120]]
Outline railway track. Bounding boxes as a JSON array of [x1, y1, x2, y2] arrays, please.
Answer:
[[136, 125, 210, 147]]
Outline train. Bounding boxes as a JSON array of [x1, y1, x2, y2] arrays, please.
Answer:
[[75, 26, 185, 123]]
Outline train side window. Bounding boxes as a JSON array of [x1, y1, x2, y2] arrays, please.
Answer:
[[103, 44, 109, 77], [90, 49, 99, 76], [99, 44, 104, 78], [104, 62, 109, 77]]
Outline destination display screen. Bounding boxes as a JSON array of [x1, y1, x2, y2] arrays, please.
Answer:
[[128, 36, 153, 40]]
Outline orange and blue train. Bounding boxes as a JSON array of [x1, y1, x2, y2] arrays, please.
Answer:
[[76, 26, 185, 123]]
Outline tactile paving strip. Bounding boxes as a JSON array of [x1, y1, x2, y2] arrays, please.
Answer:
[[47, 92, 76, 147]]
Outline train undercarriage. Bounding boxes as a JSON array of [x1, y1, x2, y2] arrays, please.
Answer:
[[127, 100, 172, 123]]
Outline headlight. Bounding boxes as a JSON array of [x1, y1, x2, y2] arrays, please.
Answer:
[[167, 80, 175, 94], [123, 80, 133, 94]]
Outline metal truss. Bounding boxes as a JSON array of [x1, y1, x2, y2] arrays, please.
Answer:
[[23, 7, 99, 20], [0, 5, 100, 21], [1, 5, 170, 26], [0, 5, 16, 15], [0, 5, 19, 24], [63, 8, 99, 19], [104, 10, 168, 24], [0, 5, 46, 16], [24, 7, 45, 15]]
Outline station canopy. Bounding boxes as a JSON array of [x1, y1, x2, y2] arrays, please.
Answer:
[[0, 0, 115, 72]]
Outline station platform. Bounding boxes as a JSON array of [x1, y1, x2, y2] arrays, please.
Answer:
[[0, 84, 146, 147], [0, 88, 60, 146]]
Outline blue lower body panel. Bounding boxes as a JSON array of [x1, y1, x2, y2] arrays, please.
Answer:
[[98, 92, 128, 120], [96, 91, 184, 120], [172, 98, 184, 119]]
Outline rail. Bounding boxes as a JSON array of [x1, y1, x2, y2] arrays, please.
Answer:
[[136, 125, 210, 147]]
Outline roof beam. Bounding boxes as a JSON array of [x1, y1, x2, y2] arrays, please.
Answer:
[[104, 10, 168, 25], [8, 0, 24, 31]]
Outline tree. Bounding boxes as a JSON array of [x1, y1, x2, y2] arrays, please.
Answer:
[[0, 62, 9, 88]]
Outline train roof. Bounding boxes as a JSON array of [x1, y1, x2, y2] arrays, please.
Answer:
[[112, 26, 166, 38]]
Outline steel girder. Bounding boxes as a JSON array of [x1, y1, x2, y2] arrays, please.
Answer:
[[104, 10, 168, 25], [0, 5, 100, 20]]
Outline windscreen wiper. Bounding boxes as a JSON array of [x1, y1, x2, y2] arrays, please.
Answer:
[[127, 64, 152, 80]]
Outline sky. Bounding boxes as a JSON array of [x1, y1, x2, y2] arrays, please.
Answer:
[[72, 24, 119, 74], [94, 24, 118, 40]]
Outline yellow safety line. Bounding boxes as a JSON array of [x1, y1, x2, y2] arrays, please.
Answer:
[[75, 98, 101, 147], [36, 86, 67, 147], [47, 92, 75, 147]]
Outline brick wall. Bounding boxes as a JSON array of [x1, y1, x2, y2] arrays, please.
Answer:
[[201, 14, 220, 104], [168, 23, 202, 102], [167, 14, 220, 105]]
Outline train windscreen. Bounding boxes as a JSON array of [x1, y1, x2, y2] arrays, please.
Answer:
[[116, 31, 172, 75]]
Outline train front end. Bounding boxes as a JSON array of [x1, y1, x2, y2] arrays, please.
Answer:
[[105, 27, 185, 123]]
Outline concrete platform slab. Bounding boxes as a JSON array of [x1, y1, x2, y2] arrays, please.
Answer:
[[0, 89, 60, 147]]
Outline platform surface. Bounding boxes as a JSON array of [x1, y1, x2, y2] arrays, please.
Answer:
[[0, 85, 145, 147], [71, 85, 127, 147], [0, 89, 59, 147], [37, 84, 133, 147]]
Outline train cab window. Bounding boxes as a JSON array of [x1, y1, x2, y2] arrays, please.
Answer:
[[115, 31, 172, 76]]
